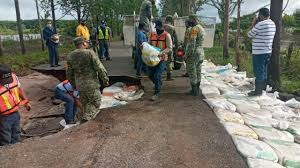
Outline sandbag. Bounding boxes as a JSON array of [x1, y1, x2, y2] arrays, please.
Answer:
[[201, 85, 220, 98], [247, 158, 285, 168], [264, 139, 300, 167], [102, 82, 125, 97], [257, 98, 285, 107], [101, 96, 127, 109], [229, 99, 260, 109], [232, 136, 278, 162], [214, 109, 244, 124], [286, 98, 300, 109], [204, 98, 236, 112], [114, 89, 144, 101], [242, 114, 275, 127], [223, 122, 258, 139], [287, 122, 300, 138], [141, 42, 161, 67], [251, 125, 294, 142], [236, 105, 272, 119]]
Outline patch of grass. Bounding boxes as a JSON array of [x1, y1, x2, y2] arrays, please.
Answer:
[[0, 43, 73, 76], [281, 76, 300, 93]]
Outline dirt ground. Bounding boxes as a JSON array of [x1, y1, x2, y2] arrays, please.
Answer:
[[0, 42, 247, 168]]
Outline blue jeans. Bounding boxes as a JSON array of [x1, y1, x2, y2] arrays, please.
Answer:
[[98, 40, 110, 59], [148, 61, 166, 94], [54, 87, 77, 124], [252, 53, 271, 82], [136, 49, 148, 76], [47, 43, 59, 66], [0, 112, 21, 146]]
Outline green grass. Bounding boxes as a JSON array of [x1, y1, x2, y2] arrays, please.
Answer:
[[0, 43, 73, 76]]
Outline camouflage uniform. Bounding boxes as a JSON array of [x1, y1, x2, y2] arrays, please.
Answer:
[[185, 15, 205, 95], [66, 38, 109, 121], [164, 19, 178, 80], [139, 0, 153, 33]]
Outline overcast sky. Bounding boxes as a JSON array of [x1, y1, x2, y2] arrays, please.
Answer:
[[0, 0, 299, 21]]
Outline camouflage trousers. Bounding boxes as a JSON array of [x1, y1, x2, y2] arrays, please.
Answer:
[[79, 89, 102, 121], [186, 55, 203, 85], [166, 50, 174, 74]]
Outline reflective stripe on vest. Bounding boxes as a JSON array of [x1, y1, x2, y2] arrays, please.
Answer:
[[150, 31, 167, 50], [0, 74, 20, 115], [98, 28, 109, 40]]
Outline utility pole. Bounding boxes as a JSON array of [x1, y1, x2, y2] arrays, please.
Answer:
[[269, 0, 283, 89], [35, 0, 45, 51], [14, 0, 26, 54], [50, 0, 57, 33]]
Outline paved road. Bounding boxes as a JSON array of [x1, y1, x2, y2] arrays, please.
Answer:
[[0, 42, 247, 168]]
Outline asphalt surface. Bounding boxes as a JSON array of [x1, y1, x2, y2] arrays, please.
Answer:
[[0, 42, 247, 168]]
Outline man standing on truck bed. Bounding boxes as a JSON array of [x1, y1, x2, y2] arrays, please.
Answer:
[[139, 0, 156, 34]]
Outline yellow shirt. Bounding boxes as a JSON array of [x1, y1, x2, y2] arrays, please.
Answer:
[[76, 24, 90, 40]]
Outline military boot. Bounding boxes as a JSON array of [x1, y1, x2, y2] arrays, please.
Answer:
[[248, 80, 264, 97], [196, 82, 201, 95], [186, 84, 198, 96], [166, 73, 174, 81]]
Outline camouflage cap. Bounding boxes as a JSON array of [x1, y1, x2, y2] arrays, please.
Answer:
[[165, 15, 174, 23], [73, 37, 87, 46]]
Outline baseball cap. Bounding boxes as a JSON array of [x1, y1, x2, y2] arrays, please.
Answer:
[[155, 19, 163, 29], [0, 64, 13, 85]]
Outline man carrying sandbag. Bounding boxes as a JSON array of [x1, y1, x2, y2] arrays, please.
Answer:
[[148, 19, 173, 101]]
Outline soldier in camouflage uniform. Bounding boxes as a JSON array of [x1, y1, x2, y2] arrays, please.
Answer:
[[185, 15, 205, 96], [164, 15, 178, 81], [139, 0, 156, 33], [182, 20, 192, 77], [66, 37, 109, 123]]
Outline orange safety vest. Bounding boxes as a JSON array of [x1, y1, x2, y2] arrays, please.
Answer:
[[151, 31, 168, 50], [0, 74, 21, 115]]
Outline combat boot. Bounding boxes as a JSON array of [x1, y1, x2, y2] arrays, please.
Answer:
[[248, 80, 264, 97], [197, 82, 201, 95], [166, 73, 174, 81], [186, 84, 197, 96]]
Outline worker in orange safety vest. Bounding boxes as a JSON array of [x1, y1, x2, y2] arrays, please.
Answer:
[[0, 64, 31, 146]]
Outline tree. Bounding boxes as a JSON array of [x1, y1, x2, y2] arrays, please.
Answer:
[[294, 9, 300, 27], [223, 0, 230, 59], [35, 0, 45, 51], [206, 0, 237, 59], [235, 0, 242, 70], [14, 0, 26, 54], [282, 14, 295, 28], [161, 0, 206, 17], [269, 0, 283, 89]]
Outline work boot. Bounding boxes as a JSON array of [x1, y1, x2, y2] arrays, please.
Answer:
[[166, 73, 174, 81], [248, 80, 264, 97], [186, 84, 198, 96]]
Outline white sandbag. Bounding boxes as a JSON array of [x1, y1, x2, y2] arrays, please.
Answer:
[[287, 122, 300, 137], [214, 109, 244, 124], [141, 42, 161, 67], [264, 139, 300, 167], [258, 98, 285, 107], [101, 96, 127, 109], [271, 120, 290, 130], [251, 126, 294, 142], [242, 114, 275, 127], [114, 89, 144, 101], [232, 136, 278, 162], [223, 122, 258, 139], [247, 158, 285, 168], [102, 83, 125, 97], [286, 98, 300, 109], [204, 98, 236, 112], [229, 99, 260, 109], [201, 85, 220, 98], [236, 105, 272, 119]]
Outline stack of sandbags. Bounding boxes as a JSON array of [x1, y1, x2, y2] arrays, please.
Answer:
[[204, 98, 236, 112], [247, 158, 285, 168], [223, 122, 258, 139]]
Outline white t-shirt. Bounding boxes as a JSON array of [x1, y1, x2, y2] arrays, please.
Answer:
[[57, 81, 79, 98]]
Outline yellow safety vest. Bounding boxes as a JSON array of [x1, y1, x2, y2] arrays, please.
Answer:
[[98, 28, 109, 40]]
